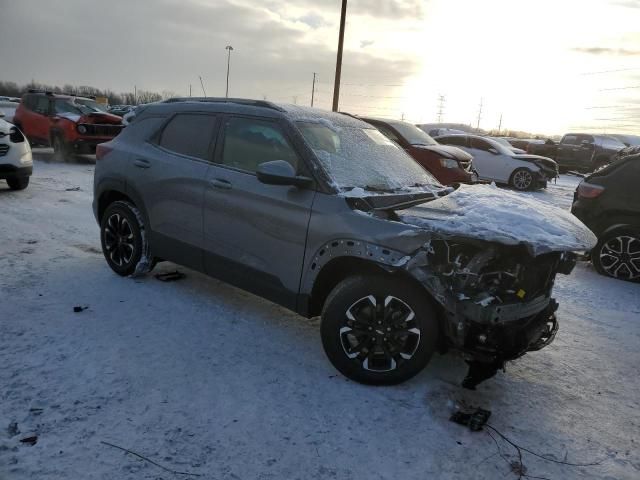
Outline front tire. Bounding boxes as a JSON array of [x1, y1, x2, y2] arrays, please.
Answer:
[[510, 168, 534, 191], [321, 275, 439, 385], [100, 201, 155, 277], [7, 177, 29, 190], [592, 227, 640, 282]]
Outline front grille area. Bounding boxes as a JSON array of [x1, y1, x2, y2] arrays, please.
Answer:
[[79, 124, 124, 137], [0, 144, 9, 157]]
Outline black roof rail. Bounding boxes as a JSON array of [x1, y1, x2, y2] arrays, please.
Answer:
[[338, 111, 360, 119], [164, 97, 285, 112]]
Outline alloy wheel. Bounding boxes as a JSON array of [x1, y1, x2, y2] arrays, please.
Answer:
[[339, 295, 421, 372], [513, 170, 533, 190], [599, 235, 640, 280], [103, 213, 136, 267]]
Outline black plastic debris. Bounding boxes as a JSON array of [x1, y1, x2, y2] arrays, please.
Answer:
[[73, 306, 89, 313], [450, 408, 492, 432], [65, 187, 81, 191], [154, 271, 186, 282], [20, 435, 38, 446]]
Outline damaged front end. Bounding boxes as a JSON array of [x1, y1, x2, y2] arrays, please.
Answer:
[[404, 237, 577, 389]]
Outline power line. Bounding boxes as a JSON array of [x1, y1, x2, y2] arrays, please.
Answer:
[[581, 67, 640, 75], [599, 84, 640, 91]]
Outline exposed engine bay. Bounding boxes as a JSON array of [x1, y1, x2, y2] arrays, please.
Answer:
[[405, 237, 577, 388]]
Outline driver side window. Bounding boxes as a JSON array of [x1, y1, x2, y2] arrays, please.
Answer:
[[220, 117, 299, 174]]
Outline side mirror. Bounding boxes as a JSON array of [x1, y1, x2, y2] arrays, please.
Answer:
[[488, 147, 499, 155], [256, 160, 313, 188], [0, 110, 5, 118]]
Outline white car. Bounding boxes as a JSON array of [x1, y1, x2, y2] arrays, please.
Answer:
[[435, 134, 558, 191], [0, 113, 32, 190]]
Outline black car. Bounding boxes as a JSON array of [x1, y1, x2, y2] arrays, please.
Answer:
[[571, 148, 640, 281], [556, 133, 625, 172]]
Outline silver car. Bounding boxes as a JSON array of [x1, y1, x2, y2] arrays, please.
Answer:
[[93, 98, 595, 388]]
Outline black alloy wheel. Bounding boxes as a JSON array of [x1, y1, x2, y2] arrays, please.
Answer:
[[321, 275, 438, 385]]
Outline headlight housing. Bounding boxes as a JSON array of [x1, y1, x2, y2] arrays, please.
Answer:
[[439, 158, 459, 169], [77, 124, 88, 134]]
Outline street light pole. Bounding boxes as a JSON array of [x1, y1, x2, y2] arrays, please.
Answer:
[[225, 45, 234, 98], [332, 0, 347, 112]]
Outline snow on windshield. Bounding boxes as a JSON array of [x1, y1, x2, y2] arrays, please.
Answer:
[[398, 183, 597, 255], [296, 120, 440, 195]]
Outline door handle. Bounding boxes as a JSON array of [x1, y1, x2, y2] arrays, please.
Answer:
[[133, 159, 151, 169], [210, 178, 232, 190]]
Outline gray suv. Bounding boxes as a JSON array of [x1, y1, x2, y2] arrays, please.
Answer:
[[93, 98, 595, 388]]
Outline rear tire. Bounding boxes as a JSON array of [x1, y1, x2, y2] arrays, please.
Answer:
[[6, 177, 29, 190], [52, 134, 70, 162], [509, 168, 534, 191], [592, 227, 640, 282], [100, 201, 155, 277], [321, 275, 439, 385]]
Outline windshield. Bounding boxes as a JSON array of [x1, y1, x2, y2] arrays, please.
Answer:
[[296, 121, 441, 194], [75, 98, 108, 113], [391, 122, 437, 146]]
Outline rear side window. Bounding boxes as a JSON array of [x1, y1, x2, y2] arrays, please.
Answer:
[[158, 114, 217, 160], [23, 95, 37, 111], [34, 97, 50, 114], [438, 135, 466, 147], [220, 117, 299, 173], [470, 137, 493, 151]]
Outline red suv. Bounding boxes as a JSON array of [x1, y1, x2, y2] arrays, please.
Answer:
[[13, 91, 123, 160], [360, 117, 476, 185]]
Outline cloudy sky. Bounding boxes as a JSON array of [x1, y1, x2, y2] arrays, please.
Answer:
[[1, 0, 639, 135]]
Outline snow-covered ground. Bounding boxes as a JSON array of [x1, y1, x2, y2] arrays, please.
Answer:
[[1, 152, 639, 480]]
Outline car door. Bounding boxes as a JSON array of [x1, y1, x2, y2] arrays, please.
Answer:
[[203, 115, 315, 309], [128, 112, 218, 271], [468, 137, 510, 182], [20, 95, 50, 142]]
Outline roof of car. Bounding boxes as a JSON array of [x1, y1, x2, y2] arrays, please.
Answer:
[[140, 98, 373, 129]]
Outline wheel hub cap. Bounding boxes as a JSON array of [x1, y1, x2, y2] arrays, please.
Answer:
[[339, 295, 421, 372], [104, 213, 135, 267]]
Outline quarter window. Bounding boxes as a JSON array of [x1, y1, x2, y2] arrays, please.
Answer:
[[35, 97, 50, 115], [158, 114, 217, 160], [221, 117, 299, 173]]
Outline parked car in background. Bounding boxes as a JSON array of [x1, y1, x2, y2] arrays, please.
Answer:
[[93, 98, 595, 388], [490, 137, 526, 154], [527, 138, 558, 158], [608, 134, 640, 147], [109, 105, 134, 117], [555, 133, 625, 172], [13, 90, 123, 161], [572, 147, 640, 282], [436, 134, 558, 190], [508, 138, 544, 151], [0, 111, 32, 190], [360, 117, 475, 185], [0, 101, 18, 123]]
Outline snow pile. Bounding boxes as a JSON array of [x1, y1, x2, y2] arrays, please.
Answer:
[[399, 183, 597, 255]]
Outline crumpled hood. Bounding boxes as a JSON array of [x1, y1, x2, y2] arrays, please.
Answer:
[[56, 112, 122, 125], [414, 144, 472, 161], [397, 183, 597, 255], [513, 154, 558, 170]]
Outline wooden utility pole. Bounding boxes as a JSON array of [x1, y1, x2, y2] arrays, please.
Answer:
[[476, 97, 483, 130], [311, 72, 317, 107], [332, 0, 348, 112]]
